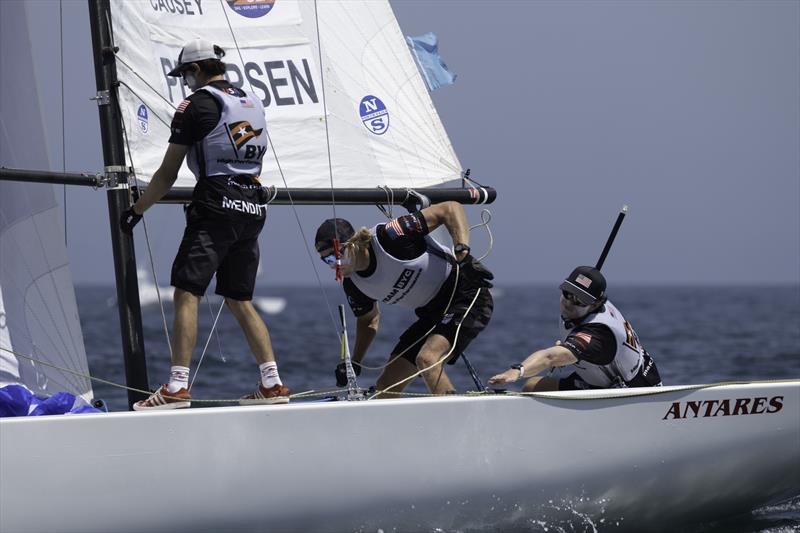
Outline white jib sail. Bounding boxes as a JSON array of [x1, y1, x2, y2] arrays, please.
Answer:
[[111, 0, 462, 190], [0, 0, 93, 402]]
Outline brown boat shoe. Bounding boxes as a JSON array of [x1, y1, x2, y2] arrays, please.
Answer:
[[133, 385, 191, 411], [239, 383, 290, 405]]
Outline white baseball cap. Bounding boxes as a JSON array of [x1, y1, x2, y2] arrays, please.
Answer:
[[167, 39, 223, 77]]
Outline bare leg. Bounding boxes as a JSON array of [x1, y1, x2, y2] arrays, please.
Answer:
[[522, 376, 560, 392], [171, 288, 200, 367], [415, 334, 456, 395], [225, 298, 276, 365], [374, 356, 418, 399]]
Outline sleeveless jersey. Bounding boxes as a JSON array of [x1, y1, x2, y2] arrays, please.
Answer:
[[186, 85, 268, 179], [561, 300, 646, 387], [350, 224, 453, 309]]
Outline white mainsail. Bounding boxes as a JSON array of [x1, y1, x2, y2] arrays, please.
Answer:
[[0, 0, 92, 402], [112, 0, 462, 190]]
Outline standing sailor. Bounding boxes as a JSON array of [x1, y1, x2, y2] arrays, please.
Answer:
[[314, 202, 494, 396], [120, 39, 290, 409], [489, 266, 661, 390]]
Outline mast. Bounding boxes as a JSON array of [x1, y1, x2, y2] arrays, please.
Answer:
[[88, 0, 149, 409]]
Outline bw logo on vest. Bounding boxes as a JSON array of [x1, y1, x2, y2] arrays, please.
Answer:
[[227, 121, 266, 160]]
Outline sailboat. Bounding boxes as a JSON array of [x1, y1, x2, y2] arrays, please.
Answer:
[[1, 1, 798, 532]]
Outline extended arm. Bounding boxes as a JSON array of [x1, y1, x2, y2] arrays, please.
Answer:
[[352, 303, 380, 365], [132, 143, 189, 215], [420, 201, 470, 261], [488, 345, 578, 385]]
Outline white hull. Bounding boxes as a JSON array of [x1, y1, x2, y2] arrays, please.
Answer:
[[2, 381, 798, 532]]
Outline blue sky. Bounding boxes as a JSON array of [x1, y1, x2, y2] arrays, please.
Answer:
[[9, 0, 800, 286]]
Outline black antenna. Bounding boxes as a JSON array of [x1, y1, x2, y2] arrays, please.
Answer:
[[596, 205, 628, 271]]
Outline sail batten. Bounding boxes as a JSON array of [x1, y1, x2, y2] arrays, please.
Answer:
[[111, 0, 462, 190]]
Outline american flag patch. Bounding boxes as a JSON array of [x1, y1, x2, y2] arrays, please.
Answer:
[[386, 219, 404, 238], [176, 100, 190, 114], [239, 98, 254, 108], [576, 274, 592, 288], [570, 331, 592, 350]]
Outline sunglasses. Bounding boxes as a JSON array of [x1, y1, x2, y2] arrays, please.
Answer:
[[320, 253, 336, 266], [561, 290, 591, 306]]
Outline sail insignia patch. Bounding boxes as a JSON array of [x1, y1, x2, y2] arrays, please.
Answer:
[[359, 95, 389, 135], [137, 104, 149, 134], [225, 0, 275, 19]]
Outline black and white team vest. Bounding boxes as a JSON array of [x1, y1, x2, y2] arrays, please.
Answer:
[[560, 300, 648, 388], [187, 85, 268, 179], [350, 225, 453, 309]]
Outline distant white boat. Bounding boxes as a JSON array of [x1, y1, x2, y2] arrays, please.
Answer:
[[109, 270, 286, 315], [136, 268, 172, 307], [253, 295, 287, 315]]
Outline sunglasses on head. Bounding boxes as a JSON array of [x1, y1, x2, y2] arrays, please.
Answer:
[[561, 290, 592, 306]]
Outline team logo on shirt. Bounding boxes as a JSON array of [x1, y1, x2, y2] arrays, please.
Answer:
[[136, 104, 149, 134], [359, 95, 389, 135], [227, 121, 263, 148], [226, 121, 267, 160], [225, 0, 275, 19]]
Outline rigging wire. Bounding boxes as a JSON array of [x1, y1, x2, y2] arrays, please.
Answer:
[[376, 185, 395, 219], [115, 56, 182, 110], [205, 297, 227, 363], [114, 92, 173, 360], [59, 0, 67, 246], [312, 0, 338, 223], [367, 287, 478, 399], [7, 342, 768, 405], [470, 209, 494, 262], [189, 299, 225, 391], [216, 0, 341, 336], [117, 81, 174, 129]]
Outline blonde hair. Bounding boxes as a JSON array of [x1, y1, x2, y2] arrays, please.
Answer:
[[344, 227, 372, 255]]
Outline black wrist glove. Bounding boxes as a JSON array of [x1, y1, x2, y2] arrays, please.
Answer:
[[335, 361, 361, 387], [458, 254, 494, 289], [119, 207, 142, 234]]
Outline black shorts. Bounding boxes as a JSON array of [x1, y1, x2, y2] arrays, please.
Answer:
[[558, 354, 662, 390], [390, 277, 493, 367], [170, 203, 265, 300], [558, 372, 596, 391]]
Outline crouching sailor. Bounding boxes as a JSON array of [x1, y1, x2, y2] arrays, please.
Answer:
[[489, 266, 661, 391], [314, 202, 494, 396], [120, 39, 289, 409]]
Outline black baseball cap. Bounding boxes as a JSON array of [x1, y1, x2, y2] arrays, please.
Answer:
[[560, 266, 606, 305], [315, 218, 355, 252]]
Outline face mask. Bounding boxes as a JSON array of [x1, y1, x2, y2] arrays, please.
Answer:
[[182, 71, 199, 91]]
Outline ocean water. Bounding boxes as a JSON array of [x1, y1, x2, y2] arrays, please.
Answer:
[[77, 284, 800, 532]]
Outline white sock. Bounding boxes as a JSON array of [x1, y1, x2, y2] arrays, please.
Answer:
[[259, 362, 282, 389], [167, 366, 190, 393]]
